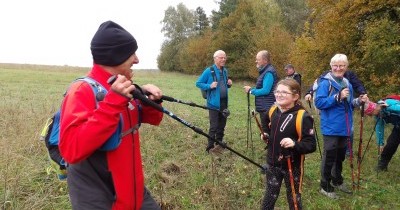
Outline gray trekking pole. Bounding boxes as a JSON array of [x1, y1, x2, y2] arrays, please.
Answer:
[[246, 92, 253, 151], [356, 102, 365, 190], [107, 76, 267, 172], [307, 100, 322, 158], [359, 117, 380, 165], [161, 95, 230, 118]]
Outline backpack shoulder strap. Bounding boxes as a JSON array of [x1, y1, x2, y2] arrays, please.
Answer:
[[268, 104, 278, 119], [75, 77, 107, 103], [267, 105, 305, 141], [210, 66, 217, 82], [296, 109, 306, 141]]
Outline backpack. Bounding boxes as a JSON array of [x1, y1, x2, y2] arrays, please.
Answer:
[[40, 77, 129, 180], [311, 78, 333, 98], [201, 66, 217, 99], [385, 94, 400, 101], [268, 105, 306, 141]]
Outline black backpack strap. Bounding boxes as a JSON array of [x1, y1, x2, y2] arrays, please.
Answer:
[[210, 66, 217, 82]]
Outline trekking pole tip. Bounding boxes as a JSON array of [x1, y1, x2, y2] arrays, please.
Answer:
[[222, 109, 230, 118], [260, 164, 269, 174]]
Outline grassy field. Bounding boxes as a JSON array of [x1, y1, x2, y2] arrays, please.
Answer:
[[0, 64, 399, 210]]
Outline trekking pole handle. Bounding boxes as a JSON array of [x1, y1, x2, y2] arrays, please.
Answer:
[[161, 95, 176, 102], [307, 100, 312, 109], [361, 102, 365, 117]]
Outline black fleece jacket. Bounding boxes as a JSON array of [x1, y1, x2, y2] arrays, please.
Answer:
[[266, 104, 316, 169]]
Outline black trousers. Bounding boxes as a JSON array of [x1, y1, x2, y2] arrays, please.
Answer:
[[141, 187, 161, 210], [380, 125, 400, 167], [320, 135, 347, 190], [208, 99, 228, 146], [262, 165, 302, 210]]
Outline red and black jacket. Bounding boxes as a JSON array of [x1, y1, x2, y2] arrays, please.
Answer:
[[59, 64, 163, 209]]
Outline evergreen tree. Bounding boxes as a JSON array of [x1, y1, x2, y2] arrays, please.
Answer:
[[211, 0, 238, 29], [194, 7, 210, 35]]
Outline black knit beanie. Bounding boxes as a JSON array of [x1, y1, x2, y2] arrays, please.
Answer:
[[91, 21, 138, 66]]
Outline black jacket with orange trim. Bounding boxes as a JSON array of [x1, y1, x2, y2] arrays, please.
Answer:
[[266, 104, 316, 169]]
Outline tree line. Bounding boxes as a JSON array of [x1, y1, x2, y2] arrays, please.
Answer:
[[157, 0, 399, 99]]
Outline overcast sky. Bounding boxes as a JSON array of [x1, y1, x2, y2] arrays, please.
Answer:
[[0, 0, 218, 69]]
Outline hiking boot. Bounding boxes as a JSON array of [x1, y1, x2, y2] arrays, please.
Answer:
[[319, 188, 339, 199], [376, 160, 388, 172], [206, 144, 215, 153], [209, 145, 224, 154], [332, 183, 352, 194], [376, 165, 388, 172]]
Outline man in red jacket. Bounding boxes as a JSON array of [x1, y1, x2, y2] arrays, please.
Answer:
[[59, 20, 163, 210]]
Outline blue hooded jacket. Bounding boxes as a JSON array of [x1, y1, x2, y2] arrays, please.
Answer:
[[196, 64, 230, 109], [315, 73, 362, 136]]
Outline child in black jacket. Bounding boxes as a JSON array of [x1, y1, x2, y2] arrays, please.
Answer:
[[262, 78, 316, 210]]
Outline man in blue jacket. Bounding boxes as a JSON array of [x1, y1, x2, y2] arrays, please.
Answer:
[[243, 50, 278, 135], [196, 50, 232, 152]]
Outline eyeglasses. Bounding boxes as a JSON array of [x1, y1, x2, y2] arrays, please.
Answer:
[[273, 90, 294, 97], [332, 65, 346, 69]]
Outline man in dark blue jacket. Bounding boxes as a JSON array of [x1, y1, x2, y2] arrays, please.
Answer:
[[284, 64, 302, 87], [244, 50, 278, 134]]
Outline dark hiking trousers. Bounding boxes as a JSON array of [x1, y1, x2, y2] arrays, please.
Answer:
[[262, 165, 302, 210], [208, 99, 228, 147], [379, 125, 400, 168], [141, 187, 161, 210], [320, 135, 347, 191]]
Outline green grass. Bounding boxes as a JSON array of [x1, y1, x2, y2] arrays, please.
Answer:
[[0, 64, 399, 209]]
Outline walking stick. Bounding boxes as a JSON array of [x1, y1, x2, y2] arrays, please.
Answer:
[[356, 102, 365, 189], [246, 92, 253, 151], [108, 76, 267, 172], [287, 155, 298, 210], [359, 118, 379, 165], [360, 103, 388, 169], [344, 100, 355, 190], [251, 110, 268, 145], [161, 95, 230, 118], [307, 100, 322, 158]]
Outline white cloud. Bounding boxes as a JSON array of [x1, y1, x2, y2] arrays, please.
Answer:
[[0, 0, 218, 69]]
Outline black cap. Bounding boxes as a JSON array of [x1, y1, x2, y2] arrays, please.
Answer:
[[90, 21, 138, 66]]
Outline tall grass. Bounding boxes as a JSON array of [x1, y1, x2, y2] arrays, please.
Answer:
[[0, 64, 399, 209]]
